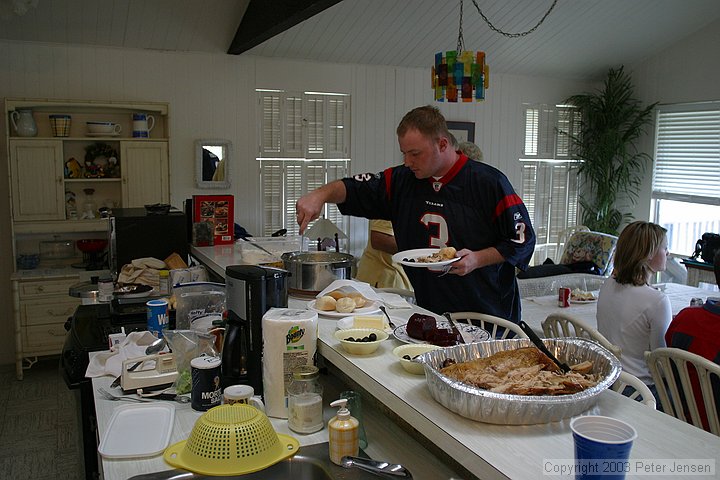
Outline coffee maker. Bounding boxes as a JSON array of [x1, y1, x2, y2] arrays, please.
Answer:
[[222, 265, 289, 394]]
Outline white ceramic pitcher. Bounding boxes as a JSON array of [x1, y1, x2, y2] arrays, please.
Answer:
[[132, 113, 155, 138], [10, 109, 38, 137]]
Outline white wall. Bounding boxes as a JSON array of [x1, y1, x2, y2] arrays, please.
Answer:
[[0, 39, 593, 366], [630, 18, 720, 223]]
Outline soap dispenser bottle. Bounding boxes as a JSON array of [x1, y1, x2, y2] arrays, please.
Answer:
[[328, 398, 359, 465]]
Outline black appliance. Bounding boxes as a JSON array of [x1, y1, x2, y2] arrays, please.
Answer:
[[222, 265, 289, 394], [109, 207, 188, 275], [61, 299, 173, 479]]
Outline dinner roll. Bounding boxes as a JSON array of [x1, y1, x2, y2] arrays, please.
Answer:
[[316, 295, 337, 311], [328, 290, 346, 300], [335, 297, 356, 313], [439, 247, 457, 259]]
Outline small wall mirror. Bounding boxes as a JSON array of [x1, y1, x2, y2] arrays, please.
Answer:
[[196, 139, 231, 189]]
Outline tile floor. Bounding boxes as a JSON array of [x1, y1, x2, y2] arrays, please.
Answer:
[[0, 357, 84, 480]]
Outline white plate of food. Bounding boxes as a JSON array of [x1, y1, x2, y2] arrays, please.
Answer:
[[392, 248, 460, 268], [307, 300, 381, 318], [393, 321, 490, 345], [569, 289, 597, 303], [336, 315, 396, 334]]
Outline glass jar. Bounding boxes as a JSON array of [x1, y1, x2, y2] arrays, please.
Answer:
[[287, 365, 323, 434]]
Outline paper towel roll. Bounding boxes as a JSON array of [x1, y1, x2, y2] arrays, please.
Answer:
[[262, 308, 318, 418]]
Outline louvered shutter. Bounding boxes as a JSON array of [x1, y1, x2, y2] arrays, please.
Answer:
[[284, 95, 304, 157], [258, 92, 281, 157], [653, 104, 720, 205]]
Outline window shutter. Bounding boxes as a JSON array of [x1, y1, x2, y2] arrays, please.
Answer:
[[284, 95, 304, 157], [326, 96, 350, 157], [521, 104, 556, 159], [653, 104, 720, 205], [258, 92, 281, 157], [555, 106, 580, 158], [305, 95, 325, 158]]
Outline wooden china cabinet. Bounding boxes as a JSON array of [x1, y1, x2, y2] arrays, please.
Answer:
[[5, 98, 170, 379]]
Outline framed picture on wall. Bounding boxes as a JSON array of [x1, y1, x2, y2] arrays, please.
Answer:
[[446, 121, 475, 143]]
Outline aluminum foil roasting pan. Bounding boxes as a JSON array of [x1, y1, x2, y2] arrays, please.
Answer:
[[417, 338, 621, 425]]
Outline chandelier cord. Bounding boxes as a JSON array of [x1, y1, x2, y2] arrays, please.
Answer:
[[468, 0, 558, 39]]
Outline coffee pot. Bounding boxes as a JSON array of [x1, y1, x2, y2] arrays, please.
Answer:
[[10, 109, 38, 137], [221, 265, 289, 393]]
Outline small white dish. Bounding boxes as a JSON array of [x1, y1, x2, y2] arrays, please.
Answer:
[[334, 328, 388, 355], [393, 344, 442, 375], [392, 248, 461, 268], [98, 403, 175, 458], [307, 300, 381, 318]]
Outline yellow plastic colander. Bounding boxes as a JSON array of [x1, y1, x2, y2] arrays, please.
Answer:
[[164, 404, 299, 476]]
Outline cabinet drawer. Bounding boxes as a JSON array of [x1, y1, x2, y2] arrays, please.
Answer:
[[19, 278, 78, 297], [22, 323, 68, 353], [20, 297, 79, 326]]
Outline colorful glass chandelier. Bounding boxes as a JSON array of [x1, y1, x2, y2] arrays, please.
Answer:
[[432, 0, 487, 102], [432, 0, 558, 103]]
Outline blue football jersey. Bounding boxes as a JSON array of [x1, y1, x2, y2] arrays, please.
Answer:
[[340, 154, 535, 321]]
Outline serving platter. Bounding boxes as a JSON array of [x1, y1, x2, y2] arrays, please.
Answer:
[[307, 300, 381, 318], [570, 298, 597, 304], [392, 248, 460, 268], [393, 321, 490, 345]]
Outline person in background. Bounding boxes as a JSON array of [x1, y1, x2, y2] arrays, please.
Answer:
[[664, 249, 720, 430], [458, 141, 483, 162], [596, 221, 671, 402], [355, 219, 412, 290], [296, 105, 535, 321]]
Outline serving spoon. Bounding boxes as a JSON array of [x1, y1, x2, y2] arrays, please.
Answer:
[[518, 321, 570, 373]]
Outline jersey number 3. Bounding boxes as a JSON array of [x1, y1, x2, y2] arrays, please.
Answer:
[[420, 213, 449, 248]]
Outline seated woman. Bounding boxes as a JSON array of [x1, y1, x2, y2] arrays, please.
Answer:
[[596, 221, 671, 405]]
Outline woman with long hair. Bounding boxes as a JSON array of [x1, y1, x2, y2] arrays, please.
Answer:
[[597, 221, 671, 399]]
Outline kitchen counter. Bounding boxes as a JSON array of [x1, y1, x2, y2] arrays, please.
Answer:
[[188, 245, 720, 479], [92, 362, 462, 480]]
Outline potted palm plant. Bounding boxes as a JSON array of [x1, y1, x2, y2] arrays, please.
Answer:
[[565, 66, 657, 235]]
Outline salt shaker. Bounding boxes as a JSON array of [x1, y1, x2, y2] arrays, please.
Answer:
[[287, 365, 323, 434]]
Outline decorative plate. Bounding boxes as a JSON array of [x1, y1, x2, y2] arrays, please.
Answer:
[[393, 321, 490, 345]]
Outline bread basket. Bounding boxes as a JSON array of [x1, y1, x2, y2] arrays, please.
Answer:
[[164, 404, 299, 475]]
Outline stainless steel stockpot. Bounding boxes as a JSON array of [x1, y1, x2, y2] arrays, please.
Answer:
[[281, 251, 353, 296]]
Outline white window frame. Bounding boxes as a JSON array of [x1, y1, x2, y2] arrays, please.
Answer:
[[521, 103, 582, 263], [651, 101, 720, 255], [257, 90, 351, 237]]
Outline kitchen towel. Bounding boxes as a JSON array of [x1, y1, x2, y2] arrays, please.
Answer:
[[262, 308, 318, 418], [376, 292, 412, 309], [85, 331, 167, 378]]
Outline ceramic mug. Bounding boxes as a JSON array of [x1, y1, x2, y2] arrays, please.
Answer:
[[132, 113, 155, 138], [223, 385, 265, 411]]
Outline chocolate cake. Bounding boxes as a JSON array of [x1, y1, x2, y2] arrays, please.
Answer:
[[406, 313, 436, 340]]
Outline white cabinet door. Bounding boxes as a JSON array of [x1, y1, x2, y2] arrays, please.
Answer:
[[9, 139, 65, 221], [120, 141, 169, 207]]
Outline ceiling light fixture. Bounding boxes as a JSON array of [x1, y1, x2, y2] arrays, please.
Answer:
[[432, 0, 558, 103]]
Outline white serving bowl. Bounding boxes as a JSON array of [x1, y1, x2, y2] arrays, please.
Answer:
[[334, 328, 388, 355], [87, 121, 116, 134], [393, 344, 442, 375]]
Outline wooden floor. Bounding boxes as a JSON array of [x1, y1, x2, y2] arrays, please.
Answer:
[[0, 357, 84, 480]]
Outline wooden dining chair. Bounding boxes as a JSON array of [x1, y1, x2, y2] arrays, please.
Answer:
[[448, 312, 527, 339], [542, 312, 622, 358], [611, 371, 656, 409], [645, 348, 720, 436]]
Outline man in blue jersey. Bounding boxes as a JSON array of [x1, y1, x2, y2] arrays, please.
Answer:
[[296, 105, 535, 322]]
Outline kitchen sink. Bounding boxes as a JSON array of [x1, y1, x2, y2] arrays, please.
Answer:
[[128, 442, 386, 479]]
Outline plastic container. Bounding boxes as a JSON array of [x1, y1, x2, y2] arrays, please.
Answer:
[[173, 282, 226, 331], [238, 235, 307, 266], [328, 398, 359, 465], [98, 403, 175, 458], [287, 365, 323, 434]]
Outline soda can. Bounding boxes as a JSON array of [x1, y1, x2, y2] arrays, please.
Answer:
[[146, 299, 169, 338], [558, 287, 571, 308], [191, 356, 222, 411]]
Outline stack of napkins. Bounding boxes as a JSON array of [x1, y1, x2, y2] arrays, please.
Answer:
[[376, 292, 413, 309]]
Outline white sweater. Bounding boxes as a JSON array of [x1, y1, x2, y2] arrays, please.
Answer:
[[596, 279, 672, 385]]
